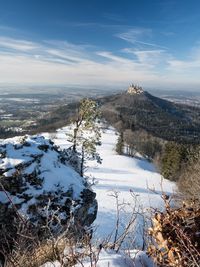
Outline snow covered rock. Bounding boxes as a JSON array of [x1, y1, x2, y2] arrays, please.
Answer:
[[0, 135, 97, 246]]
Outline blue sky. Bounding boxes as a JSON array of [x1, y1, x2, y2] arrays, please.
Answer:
[[0, 0, 200, 89]]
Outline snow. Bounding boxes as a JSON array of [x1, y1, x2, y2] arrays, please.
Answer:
[[41, 261, 61, 267], [75, 249, 134, 267], [42, 249, 155, 267], [1, 125, 174, 267], [85, 128, 175, 246], [0, 135, 85, 213], [50, 126, 175, 248]]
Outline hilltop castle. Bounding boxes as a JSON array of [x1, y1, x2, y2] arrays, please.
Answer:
[[127, 84, 144, 95]]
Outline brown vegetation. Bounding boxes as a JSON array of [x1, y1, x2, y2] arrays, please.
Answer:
[[178, 154, 200, 202], [148, 196, 200, 267]]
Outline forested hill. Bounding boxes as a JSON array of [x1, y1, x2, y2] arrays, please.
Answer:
[[29, 89, 200, 144], [99, 90, 200, 144]]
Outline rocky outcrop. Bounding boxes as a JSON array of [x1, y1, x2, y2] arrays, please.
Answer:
[[0, 135, 97, 247]]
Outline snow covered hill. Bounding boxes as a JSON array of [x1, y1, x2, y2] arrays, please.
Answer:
[[0, 125, 175, 266], [48, 126, 175, 248]]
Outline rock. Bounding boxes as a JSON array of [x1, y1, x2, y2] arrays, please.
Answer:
[[75, 189, 98, 227]]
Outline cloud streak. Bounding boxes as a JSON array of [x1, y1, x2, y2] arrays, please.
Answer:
[[116, 28, 167, 49], [0, 35, 199, 88], [0, 37, 39, 51]]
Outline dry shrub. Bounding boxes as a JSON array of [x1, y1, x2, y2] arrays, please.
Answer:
[[1, 209, 95, 267], [148, 196, 200, 267], [3, 226, 65, 267], [178, 156, 200, 202], [1, 189, 142, 267], [4, 228, 94, 267]]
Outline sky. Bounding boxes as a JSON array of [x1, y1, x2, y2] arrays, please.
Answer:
[[0, 0, 200, 90]]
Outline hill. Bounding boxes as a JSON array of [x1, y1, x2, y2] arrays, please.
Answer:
[[27, 86, 200, 145], [99, 87, 200, 144]]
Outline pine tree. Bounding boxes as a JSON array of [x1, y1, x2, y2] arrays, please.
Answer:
[[116, 132, 124, 155], [161, 142, 187, 181], [67, 98, 101, 177]]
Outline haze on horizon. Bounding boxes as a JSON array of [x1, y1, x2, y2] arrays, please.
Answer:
[[0, 0, 200, 91]]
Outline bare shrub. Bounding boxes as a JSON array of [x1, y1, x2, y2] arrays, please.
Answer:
[[178, 156, 200, 202], [1, 190, 148, 267], [3, 217, 97, 267], [148, 196, 200, 267]]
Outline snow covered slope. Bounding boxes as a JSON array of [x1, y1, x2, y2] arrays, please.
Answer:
[[49, 126, 175, 248], [86, 128, 175, 246]]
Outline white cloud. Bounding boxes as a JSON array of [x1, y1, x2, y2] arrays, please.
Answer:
[[96, 51, 134, 64], [0, 37, 38, 51], [0, 35, 199, 89], [0, 49, 158, 86], [168, 59, 200, 69], [167, 43, 200, 72], [123, 48, 168, 66], [116, 28, 167, 49], [116, 28, 152, 43]]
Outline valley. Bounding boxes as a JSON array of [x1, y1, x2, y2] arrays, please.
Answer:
[[0, 86, 115, 138]]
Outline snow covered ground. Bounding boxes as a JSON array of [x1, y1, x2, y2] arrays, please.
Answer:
[[43, 249, 154, 267], [0, 125, 176, 267], [46, 126, 175, 248]]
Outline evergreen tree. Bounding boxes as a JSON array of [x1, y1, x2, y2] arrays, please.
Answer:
[[79, 127, 102, 177], [161, 142, 187, 181], [67, 98, 101, 177], [116, 132, 124, 155]]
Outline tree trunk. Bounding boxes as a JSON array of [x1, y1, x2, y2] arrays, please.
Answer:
[[80, 145, 84, 177], [73, 127, 78, 152]]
